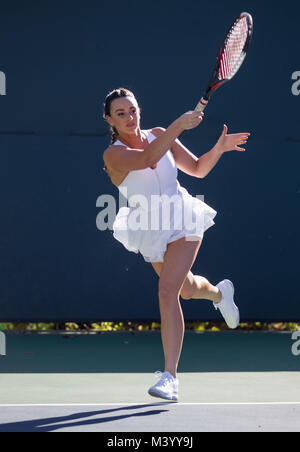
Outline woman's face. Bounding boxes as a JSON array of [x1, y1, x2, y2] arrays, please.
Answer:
[[106, 96, 140, 136]]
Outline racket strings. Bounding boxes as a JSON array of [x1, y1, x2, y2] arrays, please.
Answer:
[[219, 17, 248, 80]]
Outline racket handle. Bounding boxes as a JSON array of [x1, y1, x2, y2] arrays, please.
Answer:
[[195, 97, 208, 112]]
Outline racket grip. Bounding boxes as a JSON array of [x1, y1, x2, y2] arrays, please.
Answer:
[[195, 97, 208, 112]]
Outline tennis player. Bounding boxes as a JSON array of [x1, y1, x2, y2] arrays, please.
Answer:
[[102, 88, 250, 401]]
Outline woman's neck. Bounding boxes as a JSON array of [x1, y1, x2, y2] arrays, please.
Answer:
[[117, 129, 148, 149]]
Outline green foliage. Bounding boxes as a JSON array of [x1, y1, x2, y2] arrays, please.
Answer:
[[0, 321, 299, 332]]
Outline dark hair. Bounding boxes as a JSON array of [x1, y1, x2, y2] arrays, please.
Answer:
[[103, 87, 136, 144]]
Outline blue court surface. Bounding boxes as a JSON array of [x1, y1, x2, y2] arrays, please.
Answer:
[[0, 331, 299, 432]]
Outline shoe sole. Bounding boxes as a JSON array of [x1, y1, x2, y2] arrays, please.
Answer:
[[226, 280, 240, 329], [218, 279, 240, 329], [224, 279, 235, 296]]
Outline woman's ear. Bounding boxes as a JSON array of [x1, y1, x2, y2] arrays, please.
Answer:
[[105, 115, 114, 127]]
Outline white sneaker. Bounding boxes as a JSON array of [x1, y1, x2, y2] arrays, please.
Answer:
[[213, 279, 240, 329], [148, 371, 179, 401]]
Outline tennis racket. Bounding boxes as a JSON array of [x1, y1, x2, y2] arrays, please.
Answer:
[[195, 12, 253, 112]]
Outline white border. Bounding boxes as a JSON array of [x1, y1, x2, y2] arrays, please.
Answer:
[[0, 402, 299, 407]]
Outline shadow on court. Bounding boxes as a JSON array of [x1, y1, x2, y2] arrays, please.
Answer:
[[0, 403, 170, 432], [0, 331, 299, 373]]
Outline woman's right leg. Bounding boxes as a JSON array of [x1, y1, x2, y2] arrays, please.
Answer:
[[155, 237, 202, 379]]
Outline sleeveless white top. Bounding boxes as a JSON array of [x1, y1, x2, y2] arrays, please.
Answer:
[[110, 129, 217, 263], [113, 130, 180, 209]]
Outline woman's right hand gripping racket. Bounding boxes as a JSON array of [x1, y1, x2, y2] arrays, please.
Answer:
[[195, 12, 253, 112]]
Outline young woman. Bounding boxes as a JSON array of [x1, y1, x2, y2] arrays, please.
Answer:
[[102, 88, 250, 401]]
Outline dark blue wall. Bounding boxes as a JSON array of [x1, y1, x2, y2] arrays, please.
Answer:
[[0, 0, 299, 321]]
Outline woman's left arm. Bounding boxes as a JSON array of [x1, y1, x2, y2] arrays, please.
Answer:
[[195, 125, 251, 178], [151, 125, 250, 178]]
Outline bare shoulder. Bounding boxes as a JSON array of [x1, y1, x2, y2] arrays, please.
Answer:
[[102, 144, 127, 175], [103, 143, 127, 154], [103, 143, 127, 162], [150, 127, 166, 137]]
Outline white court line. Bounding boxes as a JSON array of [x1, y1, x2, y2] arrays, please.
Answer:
[[0, 402, 300, 407]]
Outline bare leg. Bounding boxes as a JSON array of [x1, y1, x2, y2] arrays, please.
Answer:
[[151, 264, 222, 304], [159, 292, 185, 379], [189, 275, 222, 303], [157, 238, 202, 379]]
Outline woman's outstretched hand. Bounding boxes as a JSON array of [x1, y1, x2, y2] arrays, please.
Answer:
[[216, 125, 250, 152]]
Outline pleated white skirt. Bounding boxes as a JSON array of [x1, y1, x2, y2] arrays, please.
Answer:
[[112, 184, 217, 263]]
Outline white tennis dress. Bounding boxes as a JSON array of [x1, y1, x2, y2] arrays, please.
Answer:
[[112, 130, 217, 263]]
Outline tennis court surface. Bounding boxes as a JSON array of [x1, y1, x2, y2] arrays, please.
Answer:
[[0, 331, 299, 432]]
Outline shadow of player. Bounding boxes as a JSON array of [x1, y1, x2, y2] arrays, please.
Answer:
[[0, 402, 173, 432]]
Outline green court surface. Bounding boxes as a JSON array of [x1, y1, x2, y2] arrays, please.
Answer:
[[0, 331, 299, 432]]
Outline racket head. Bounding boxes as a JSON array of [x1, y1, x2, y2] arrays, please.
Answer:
[[205, 12, 253, 100]]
